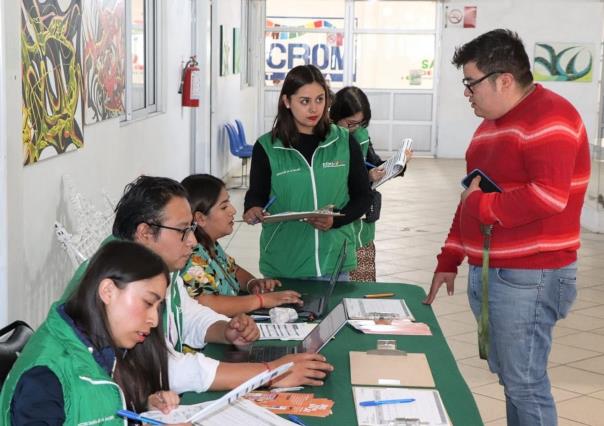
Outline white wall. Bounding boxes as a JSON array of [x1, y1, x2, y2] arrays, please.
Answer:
[[210, 0, 260, 179], [3, 0, 195, 327], [436, 0, 604, 158]]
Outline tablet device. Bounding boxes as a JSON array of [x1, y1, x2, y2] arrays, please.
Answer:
[[461, 169, 502, 193]]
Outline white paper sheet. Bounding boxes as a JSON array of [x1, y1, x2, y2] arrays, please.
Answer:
[[352, 386, 450, 426], [259, 323, 317, 340], [142, 399, 295, 425], [344, 298, 414, 321], [372, 138, 413, 189]]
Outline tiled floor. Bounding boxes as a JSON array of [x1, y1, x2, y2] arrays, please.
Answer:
[[224, 158, 604, 425]]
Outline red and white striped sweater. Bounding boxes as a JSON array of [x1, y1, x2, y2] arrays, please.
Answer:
[[436, 84, 591, 272]]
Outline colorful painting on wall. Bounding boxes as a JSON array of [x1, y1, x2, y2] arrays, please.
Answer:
[[534, 42, 594, 82], [21, 0, 84, 165], [233, 27, 241, 74], [220, 25, 231, 76], [82, 0, 126, 124]]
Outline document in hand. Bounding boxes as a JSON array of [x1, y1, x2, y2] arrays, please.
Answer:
[[353, 386, 450, 426], [263, 209, 344, 224], [371, 138, 413, 189], [141, 362, 294, 424]]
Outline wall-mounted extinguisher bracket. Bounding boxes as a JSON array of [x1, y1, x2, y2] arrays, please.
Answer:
[[180, 56, 201, 107]]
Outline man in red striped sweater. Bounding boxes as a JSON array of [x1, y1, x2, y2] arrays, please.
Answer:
[[424, 29, 590, 426]]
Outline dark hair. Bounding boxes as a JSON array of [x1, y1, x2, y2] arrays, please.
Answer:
[[181, 174, 225, 253], [272, 64, 331, 147], [113, 175, 188, 240], [329, 86, 371, 128], [452, 29, 533, 87], [64, 240, 170, 412]]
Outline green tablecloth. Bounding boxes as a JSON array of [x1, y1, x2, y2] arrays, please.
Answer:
[[182, 281, 483, 426]]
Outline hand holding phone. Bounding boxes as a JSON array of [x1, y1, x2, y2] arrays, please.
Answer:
[[461, 169, 502, 193]]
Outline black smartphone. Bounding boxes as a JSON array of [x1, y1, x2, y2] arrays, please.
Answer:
[[461, 168, 502, 193]]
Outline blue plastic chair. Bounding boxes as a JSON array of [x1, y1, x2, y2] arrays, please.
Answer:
[[225, 123, 252, 187], [235, 119, 254, 150]]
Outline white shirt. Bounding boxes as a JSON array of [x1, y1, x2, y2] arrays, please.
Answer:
[[165, 274, 230, 393]]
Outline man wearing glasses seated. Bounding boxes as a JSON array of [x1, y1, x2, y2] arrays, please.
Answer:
[[61, 176, 332, 394]]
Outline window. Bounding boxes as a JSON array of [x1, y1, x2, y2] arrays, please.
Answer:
[[124, 0, 158, 121]]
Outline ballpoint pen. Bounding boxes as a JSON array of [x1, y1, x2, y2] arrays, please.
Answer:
[[262, 195, 277, 213], [359, 398, 415, 407], [364, 292, 395, 299], [365, 161, 376, 169], [287, 414, 308, 425], [116, 409, 166, 425]]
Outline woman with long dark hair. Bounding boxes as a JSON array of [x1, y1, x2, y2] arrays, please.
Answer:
[[330, 86, 412, 281], [0, 241, 187, 425], [180, 173, 302, 316], [243, 64, 372, 280]]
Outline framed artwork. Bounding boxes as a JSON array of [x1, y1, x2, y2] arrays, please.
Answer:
[[220, 25, 231, 76], [233, 27, 241, 74], [83, 0, 126, 124], [21, 0, 84, 165], [534, 42, 594, 82]]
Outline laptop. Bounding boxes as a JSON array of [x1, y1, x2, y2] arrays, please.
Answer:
[[245, 301, 348, 362], [253, 241, 348, 319]]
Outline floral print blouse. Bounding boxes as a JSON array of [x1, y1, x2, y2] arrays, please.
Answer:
[[180, 243, 240, 298]]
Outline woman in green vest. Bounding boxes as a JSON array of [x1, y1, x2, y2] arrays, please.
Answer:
[[180, 173, 303, 315], [330, 86, 412, 281], [243, 65, 372, 280], [0, 241, 187, 425]]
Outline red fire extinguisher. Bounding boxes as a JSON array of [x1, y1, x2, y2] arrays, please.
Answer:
[[180, 56, 200, 107]]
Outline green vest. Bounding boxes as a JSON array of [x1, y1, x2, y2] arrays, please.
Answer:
[[0, 304, 126, 425], [258, 124, 356, 277], [60, 235, 184, 352], [351, 127, 376, 248]]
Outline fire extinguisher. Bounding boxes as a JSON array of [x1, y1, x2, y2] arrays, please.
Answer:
[[179, 56, 200, 107]]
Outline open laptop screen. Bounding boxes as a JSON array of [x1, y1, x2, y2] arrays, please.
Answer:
[[324, 241, 348, 299], [301, 302, 347, 353]]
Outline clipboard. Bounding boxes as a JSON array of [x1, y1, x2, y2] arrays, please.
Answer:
[[350, 349, 435, 388]]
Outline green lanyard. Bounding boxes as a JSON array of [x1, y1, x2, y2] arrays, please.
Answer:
[[163, 273, 183, 352], [478, 224, 493, 360]]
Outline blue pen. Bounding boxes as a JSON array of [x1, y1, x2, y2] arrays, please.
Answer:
[[359, 398, 416, 407], [116, 409, 165, 425], [287, 414, 308, 426], [262, 195, 277, 213], [365, 161, 376, 169]]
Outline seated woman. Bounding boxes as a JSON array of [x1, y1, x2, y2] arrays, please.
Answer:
[[180, 174, 302, 317], [0, 241, 187, 425]]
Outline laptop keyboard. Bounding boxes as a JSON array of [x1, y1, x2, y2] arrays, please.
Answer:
[[249, 345, 296, 362]]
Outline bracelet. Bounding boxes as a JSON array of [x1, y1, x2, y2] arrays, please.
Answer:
[[246, 278, 258, 292], [255, 293, 264, 309]]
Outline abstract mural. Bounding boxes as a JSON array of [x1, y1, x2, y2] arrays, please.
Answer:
[[82, 0, 125, 124], [21, 0, 84, 165]]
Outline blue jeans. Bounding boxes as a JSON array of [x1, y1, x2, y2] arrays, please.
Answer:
[[468, 263, 577, 426]]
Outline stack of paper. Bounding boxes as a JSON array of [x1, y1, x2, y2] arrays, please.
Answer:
[[343, 298, 415, 321], [352, 386, 450, 426], [245, 391, 334, 417], [371, 138, 413, 189], [347, 319, 431, 336]]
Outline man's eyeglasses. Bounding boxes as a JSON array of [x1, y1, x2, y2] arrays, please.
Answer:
[[462, 70, 505, 94], [146, 222, 197, 241]]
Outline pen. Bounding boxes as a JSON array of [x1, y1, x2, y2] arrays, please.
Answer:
[[359, 398, 416, 407], [272, 386, 304, 392], [365, 161, 376, 169], [262, 195, 277, 213], [364, 292, 395, 299], [287, 414, 308, 425], [116, 409, 165, 425]]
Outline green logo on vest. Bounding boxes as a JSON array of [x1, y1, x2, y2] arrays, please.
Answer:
[[322, 160, 346, 168]]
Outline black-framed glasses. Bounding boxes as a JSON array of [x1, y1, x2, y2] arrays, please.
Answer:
[[343, 119, 364, 130], [146, 222, 197, 241], [462, 70, 505, 94]]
